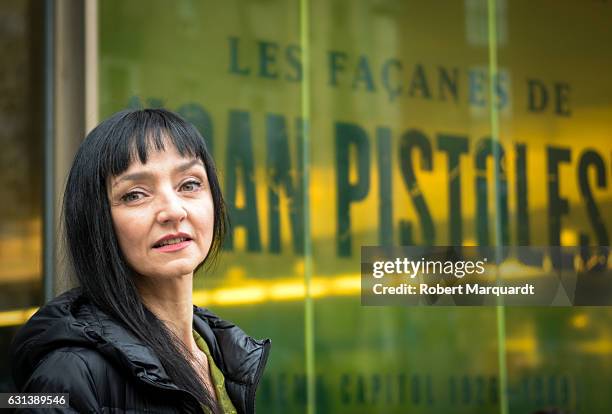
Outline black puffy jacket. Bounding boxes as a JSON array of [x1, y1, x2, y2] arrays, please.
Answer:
[[10, 288, 271, 413]]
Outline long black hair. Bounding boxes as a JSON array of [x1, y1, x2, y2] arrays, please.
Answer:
[[63, 109, 227, 412]]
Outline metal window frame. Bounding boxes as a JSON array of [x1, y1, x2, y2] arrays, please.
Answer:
[[44, 0, 98, 301]]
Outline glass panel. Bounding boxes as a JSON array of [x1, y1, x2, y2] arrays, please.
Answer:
[[309, 0, 500, 412], [99, 1, 612, 413], [100, 1, 305, 411], [0, 0, 44, 392], [498, 0, 612, 412]]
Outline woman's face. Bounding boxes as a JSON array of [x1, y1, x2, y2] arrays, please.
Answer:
[[108, 143, 214, 280]]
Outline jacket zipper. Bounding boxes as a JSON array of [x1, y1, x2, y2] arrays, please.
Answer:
[[246, 339, 271, 413]]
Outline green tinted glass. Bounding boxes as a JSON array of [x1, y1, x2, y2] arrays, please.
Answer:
[[99, 1, 612, 412]]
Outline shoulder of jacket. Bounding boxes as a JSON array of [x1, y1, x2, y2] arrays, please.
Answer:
[[33, 346, 110, 380], [23, 347, 106, 412]]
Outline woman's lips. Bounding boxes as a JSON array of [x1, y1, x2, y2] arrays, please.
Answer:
[[153, 239, 192, 252]]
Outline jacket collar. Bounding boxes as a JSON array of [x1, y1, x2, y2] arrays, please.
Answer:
[[192, 306, 271, 385]]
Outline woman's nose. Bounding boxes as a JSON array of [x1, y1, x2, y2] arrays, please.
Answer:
[[156, 192, 187, 224]]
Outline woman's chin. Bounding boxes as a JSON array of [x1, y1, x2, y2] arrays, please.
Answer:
[[136, 263, 198, 280]]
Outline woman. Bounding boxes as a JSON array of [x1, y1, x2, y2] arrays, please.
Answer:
[[10, 109, 271, 413]]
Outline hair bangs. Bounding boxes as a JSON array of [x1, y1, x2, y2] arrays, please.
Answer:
[[106, 109, 209, 178]]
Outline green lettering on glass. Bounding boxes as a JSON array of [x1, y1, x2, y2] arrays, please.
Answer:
[[285, 45, 302, 82], [578, 149, 608, 246], [376, 127, 393, 246], [329, 51, 347, 86], [438, 66, 459, 102], [335, 122, 370, 257], [437, 133, 469, 246], [546, 146, 571, 246], [398, 129, 435, 245], [266, 114, 305, 254], [259, 41, 279, 79], [228, 36, 250, 76], [474, 138, 509, 250], [225, 110, 261, 252], [177, 103, 214, 155], [352, 55, 375, 92], [408, 64, 431, 99]]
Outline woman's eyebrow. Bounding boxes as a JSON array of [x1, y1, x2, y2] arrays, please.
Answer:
[[176, 158, 204, 173], [112, 171, 153, 188], [112, 159, 204, 188]]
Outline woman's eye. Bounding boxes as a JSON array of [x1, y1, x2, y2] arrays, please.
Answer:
[[121, 191, 145, 203], [180, 180, 202, 192]]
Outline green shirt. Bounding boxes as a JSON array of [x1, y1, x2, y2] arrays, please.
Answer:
[[193, 330, 238, 414]]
